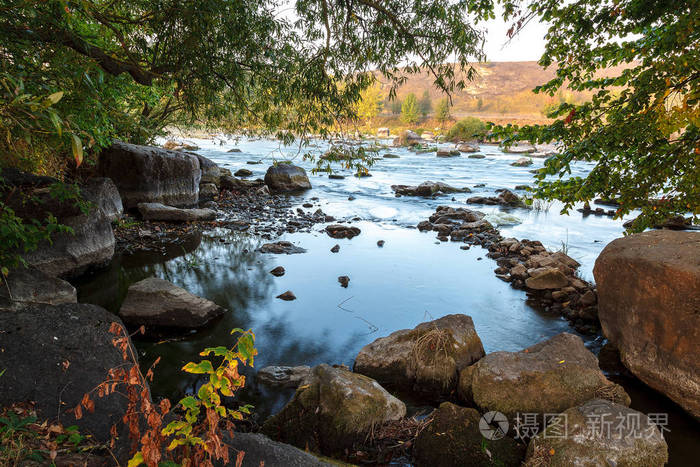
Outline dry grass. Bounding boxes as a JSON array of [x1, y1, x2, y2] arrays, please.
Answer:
[[409, 328, 455, 390]]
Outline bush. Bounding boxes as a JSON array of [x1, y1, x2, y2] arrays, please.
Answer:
[[446, 117, 487, 142]]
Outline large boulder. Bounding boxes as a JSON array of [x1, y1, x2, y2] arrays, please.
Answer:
[[81, 177, 123, 222], [392, 181, 471, 197], [525, 399, 668, 466], [463, 333, 629, 419], [137, 202, 216, 222], [0, 304, 142, 462], [393, 130, 424, 147], [99, 141, 201, 209], [594, 230, 700, 418], [227, 432, 334, 467], [262, 364, 406, 456], [119, 277, 226, 328], [195, 153, 221, 185], [0, 267, 76, 311], [264, 164, 311, 193], [2, 169, 116, 278], [354, 314, 485, 398], [413, 402, 525, 467]]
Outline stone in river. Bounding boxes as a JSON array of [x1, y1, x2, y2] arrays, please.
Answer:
[[264, 164, 312, 193], [234, 168, 253, 177], [270, 266, 286, 277], [330, 244, 340, 253], [338, 276, 350, 288], [326, 224, 361, 239], [277, 291, 297, 301]]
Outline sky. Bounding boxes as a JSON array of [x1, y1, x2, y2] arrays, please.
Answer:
[[481, 7, 549, 62]]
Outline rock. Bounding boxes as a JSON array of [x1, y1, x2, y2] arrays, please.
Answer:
[[354, 314, 485, 397], [525, 399, 668, 466], [119, 277, 225, 328], [377, 240, 385, 247], [594, 230, 700, 418], [422, 132, 435, 141], [270, 266, 286, 277], [257, 366, 312, 388], [264, 164, 311, 193], [5, 176, 116, 278], [0, 267, 76, 311], [414, 402, 525, 467], [468, 154, 486, 159], [392, 181, 471, 197], [464, 333, 629, 419], [163, 139, 180, 150], [0, 303, 142, 462], [338, 276, 350, 288], [326, 224, 361, 239], [262, 364, 405, 456], [514, 184, 530, 190], [383, 153, 400, 159], [510, 157, 533, 167], [525, 267, 569, 290], [457, 142, 480, 153], [137, 202, 216, 221], [81, 177, 123, 222], [226, 432, 334, 467], [259, 241, 306, 254], [330, 244, 340, 253], [436, 150, 458, 157], [393, 130, 424, 147], [194, 154, 221, 185], [277, 291, 296, 301], [99, 141, 201, 209], [235, 168, 253, 177], [328, 174, 345, 179], [497, 189, 526, 207], [227, 148, 242, 153], [377, 127, 390, 137], [502, 143, 536, 154], [198, 182, 219, 201]]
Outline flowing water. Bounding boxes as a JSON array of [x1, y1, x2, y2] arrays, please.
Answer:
[[74, 136, 698, 464]]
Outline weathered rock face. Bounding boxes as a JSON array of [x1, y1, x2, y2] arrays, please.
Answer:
[[413, 402, 525, 467], [0, 267, 76, 311], [463, 333, 629, 419], [137, 202, 216, 222], [262, 364, 406, 456], [392, 181, 472, 197], [354, 314, 485, 398], [119, 277, 225, 328], [264, 164, 311, 193], [2, 169, 116, 278], [525, 267, 569, 289], [0, 304, 142, 462], [99, 141, 201, 209], [525, 399, 668, 466], [257, 365, 312, 388], [195, 153, 221, 185], [594, 230, 700, 419], [226, 432, 334, 467], [81, 177, 123, 222], [457, 142, 479, 153]]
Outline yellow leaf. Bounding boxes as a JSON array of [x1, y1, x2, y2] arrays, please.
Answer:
[[558, 360, 565, 364], [128, 452, 144, 467], [71, 134, 83, 167], [46, 91, 64, 105]]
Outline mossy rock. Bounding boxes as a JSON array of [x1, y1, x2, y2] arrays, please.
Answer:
[[465, 333, 630, 420], [413, 402, 525, 467], [524, 399, 668, 466], [262, 364, 405, 457]]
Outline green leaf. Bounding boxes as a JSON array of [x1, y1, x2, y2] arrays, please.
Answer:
[[45, 91, 64, 105], [182, 360, 214, 374], [70, 134, 83, 167]]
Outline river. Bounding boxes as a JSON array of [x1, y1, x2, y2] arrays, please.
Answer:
[[74, 135, 698, 465]]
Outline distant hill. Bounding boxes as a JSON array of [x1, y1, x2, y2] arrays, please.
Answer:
[[378, 61, 630, 123]]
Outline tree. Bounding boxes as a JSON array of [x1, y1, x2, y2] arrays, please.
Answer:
[[355, 83, 384, 124], [419, 90, 432, 117], [401, 93, 420, 125], [435, 98, 451, 126], [499, 0, 699, 231], [0, 0, 498, 173], [388, 98, 403, 115]]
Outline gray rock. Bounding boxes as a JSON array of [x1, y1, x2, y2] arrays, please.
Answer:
[[525, 399, 668, 466], [502, 143, 536, 154], [226, 432, 333, 467], [137, 202, 216, 222], [264, 164, 311, 193], [259, 241, 306, 254], [235, 168, 253, 177], [81, 177, 123, 222], [99, 141, 201, 209], [198, 183, 219, 201], [195, 154, 221, 185], [457, 142, 480, 153], [119, 277, 226, 328], [0, 267, 76, 311], [511, 157, 533, 167], [0, 303, 142, 462], [262, 364, 405, 456], [468, 154, 485, 159], [257, 365, 312, 388], [354, 314, 485, 398], [392, 181, 471, 197], [463, 333, 629, 419]]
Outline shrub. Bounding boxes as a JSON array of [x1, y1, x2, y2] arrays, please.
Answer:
[[446, 117, 487, 142]]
